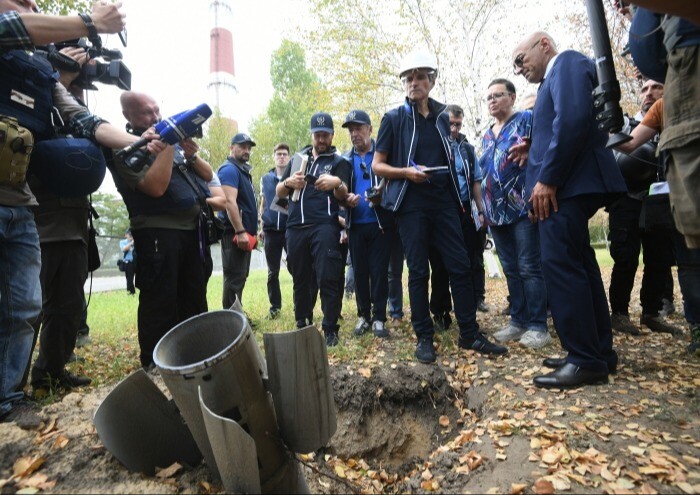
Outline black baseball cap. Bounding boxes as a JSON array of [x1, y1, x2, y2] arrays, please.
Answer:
[[342, 110, 371, 128], [310, 112, 334, 133], [231, 133, 256, 146]]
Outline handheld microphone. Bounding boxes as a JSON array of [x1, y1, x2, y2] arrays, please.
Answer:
[[115, 103, 213, 159]]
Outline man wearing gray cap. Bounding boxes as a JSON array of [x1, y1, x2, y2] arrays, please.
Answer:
[[218, 133, 258, 309], [275, 113, 351, 347], [342, 110, 393, 338]]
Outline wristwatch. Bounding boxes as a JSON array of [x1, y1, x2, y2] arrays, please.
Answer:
[[186, 154, 198, 165], [334, 180, 347, 191], [78, 13, 98, 40]]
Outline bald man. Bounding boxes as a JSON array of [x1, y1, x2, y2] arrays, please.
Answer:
[[511, 32, 627, 388], [110, 91, 214, 370]]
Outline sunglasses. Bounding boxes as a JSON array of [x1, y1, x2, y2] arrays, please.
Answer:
[[359, 161, 370, 180], [513, 39, 541, 73], [450, 121, 463, 128]]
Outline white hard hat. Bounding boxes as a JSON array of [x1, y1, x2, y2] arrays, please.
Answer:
[[399, 50, 438, 78]]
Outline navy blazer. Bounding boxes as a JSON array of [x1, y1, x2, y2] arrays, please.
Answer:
[[527, 50, 626, 202]]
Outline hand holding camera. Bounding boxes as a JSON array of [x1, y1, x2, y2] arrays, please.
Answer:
[[90, 1, 127, 35]]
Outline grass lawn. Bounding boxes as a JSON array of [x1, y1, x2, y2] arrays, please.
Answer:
[[80, 247, 614, 387]]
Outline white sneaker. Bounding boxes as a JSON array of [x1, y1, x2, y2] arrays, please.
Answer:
[[372, 320, 389, 338], [354, 317, 369, 336], [519, 330, 552, 349], [493, 323, 527, 342]]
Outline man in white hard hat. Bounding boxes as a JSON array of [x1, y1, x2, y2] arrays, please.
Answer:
[[372, 50, 507, 364]]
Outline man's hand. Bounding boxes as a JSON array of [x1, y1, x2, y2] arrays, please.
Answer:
[[314, 173, 339, 192], [57, 47, 87, 89], [346, 193, 361, 207], [235, 232, 250, 250], [285, 171, 305, 190], [406, 165, 429, 183], [141, 127, 165, 155], [508, 141, 530, 168], [179, 138, 199, 160], [530, 182, 558, 221], [91, 1, 126, 35]]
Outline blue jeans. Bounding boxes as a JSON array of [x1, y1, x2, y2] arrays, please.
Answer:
[[491, 217, 547, 331], [0, 206, 42, 417]]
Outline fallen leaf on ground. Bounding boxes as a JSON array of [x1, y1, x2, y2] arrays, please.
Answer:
[[156, 463, 182, 479], [13, 457, 45, 478]]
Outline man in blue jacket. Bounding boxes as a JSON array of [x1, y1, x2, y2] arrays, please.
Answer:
[[342, 110, 393, 338], [511, 32, 627, 388], [219, 133, 258, 309], [373, 50, 507, 364], [275, 113, 351, 347], [259, 143, 290, 319]]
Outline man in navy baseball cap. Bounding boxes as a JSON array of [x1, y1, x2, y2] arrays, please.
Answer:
[[342, 110, 371, 128], [310, 112, 334, 134], [231, 133, 256, 146]]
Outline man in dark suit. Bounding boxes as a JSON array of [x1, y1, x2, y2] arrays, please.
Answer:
[[511, 32, 627, 388]]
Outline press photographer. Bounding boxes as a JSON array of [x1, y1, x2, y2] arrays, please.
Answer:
[[0, 1, 132, 428]]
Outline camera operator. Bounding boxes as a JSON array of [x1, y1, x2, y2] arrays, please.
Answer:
[[0, 1, 128, 428], [24, 46, 111, 396], [110, 91, 214, 371], [606, 81, 680, 337]]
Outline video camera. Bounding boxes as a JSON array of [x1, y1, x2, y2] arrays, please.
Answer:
[[44, 31, 131, 91]]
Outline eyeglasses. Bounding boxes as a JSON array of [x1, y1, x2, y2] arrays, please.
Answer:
[[274, 151, 289, 157], [359, 161, 370, 180], [450, 121, 463, 128], [513, 39, 541, 73], [485, 92, 512, 102]]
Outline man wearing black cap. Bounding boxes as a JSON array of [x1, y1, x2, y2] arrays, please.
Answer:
[[218, 133, 259, 309], [275, 112, 351, 346], [342, 110, 393, 338]]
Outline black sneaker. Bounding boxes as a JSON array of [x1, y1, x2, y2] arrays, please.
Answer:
[[57, 371, 92, 388], [459, 333, 508, 356], [33, 370, 91, 391], [267, 308, 281, 320], [641, 314, 682, 336], [477, 299, 490, 313], [611, 312, 640, 336], [415, 337, 436, 363], [0, 398, 42, 429], [354, 317, 370, 336], [325, 331, 339, 347]]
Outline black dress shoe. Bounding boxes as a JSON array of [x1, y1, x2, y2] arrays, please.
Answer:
[[533, 363, 608, 389], [542, 357, 617, 374], [542, 357, 566, 369]]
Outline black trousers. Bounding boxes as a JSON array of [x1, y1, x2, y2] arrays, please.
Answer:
[[30, 240, 87, 385], [221, 230, 252, 309], [429, 210, 482, 317], [348, 222, 392, 322], [540, 195, 615, 374], [608, 196, 674, 315], [123, 261, 135, 294], [286, 224, 344, 333], [132, 228, 208, 368], [264, 229, 286, 312], [397, 208, 480, 340]]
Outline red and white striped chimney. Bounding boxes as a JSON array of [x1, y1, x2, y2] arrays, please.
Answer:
[[209, 0, 238, 131]]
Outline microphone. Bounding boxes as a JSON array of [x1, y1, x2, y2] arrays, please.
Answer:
[[115, 103, 213, 159]]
